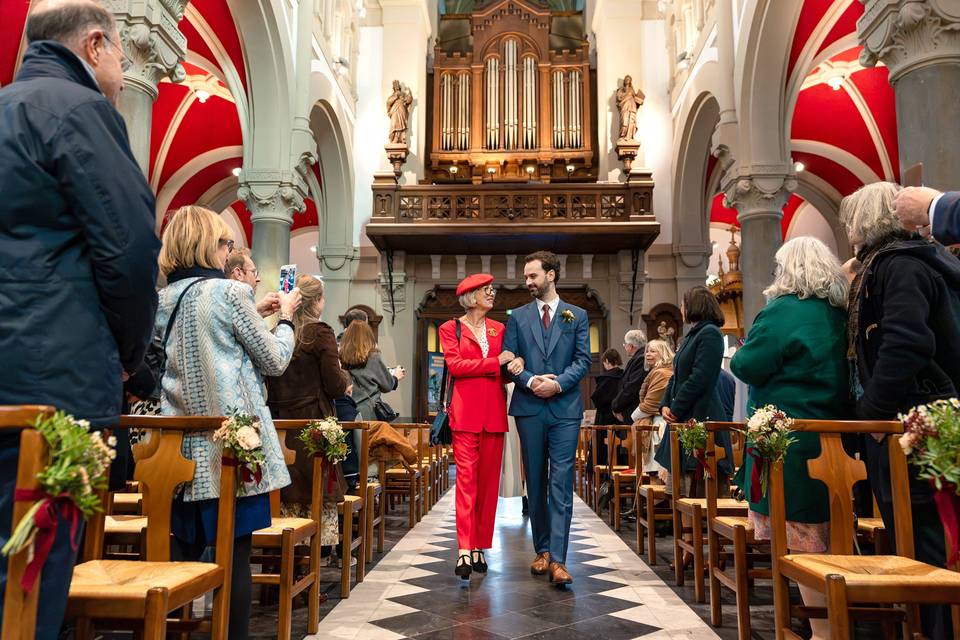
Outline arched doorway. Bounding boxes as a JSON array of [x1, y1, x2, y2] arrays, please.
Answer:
[[414, 285, 609, 421]]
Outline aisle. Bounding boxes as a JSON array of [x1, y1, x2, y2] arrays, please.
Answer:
[[310, 488, 720, 639]]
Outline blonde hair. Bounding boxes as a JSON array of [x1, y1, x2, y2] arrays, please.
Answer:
[[293, 274, 325, 347], [763, 236, 849, 308], [840, 181, 903, 249], [645, 339, 674, 369], [458, 290, 479, 310], [158, 206, 232, 277], [340, 320, 379, 368]]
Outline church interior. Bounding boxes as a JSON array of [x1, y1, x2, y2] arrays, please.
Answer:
[[3, 0, 960, 638]]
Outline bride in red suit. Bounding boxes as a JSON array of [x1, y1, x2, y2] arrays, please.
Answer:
[[439, 273, 523, 579]]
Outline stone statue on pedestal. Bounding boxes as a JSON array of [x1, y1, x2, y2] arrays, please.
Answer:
[[387, 80, 413, 145], [616, 75, 645, 142]]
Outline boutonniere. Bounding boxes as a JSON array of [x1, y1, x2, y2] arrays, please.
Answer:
[[560, 309, 575, 323], [488, 327, 498, 337]]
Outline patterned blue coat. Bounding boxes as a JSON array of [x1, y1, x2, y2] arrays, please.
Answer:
[[156, 278, 293, 501]]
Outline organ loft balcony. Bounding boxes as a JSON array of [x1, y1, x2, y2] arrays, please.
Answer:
[[366, 0, 660, 256]]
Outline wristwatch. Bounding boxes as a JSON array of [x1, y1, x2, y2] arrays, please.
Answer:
[[278, 311, 293, 322]]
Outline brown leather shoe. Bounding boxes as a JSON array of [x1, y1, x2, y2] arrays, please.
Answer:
[[530, 552, 550, 575], [548, 562, 573, 585]]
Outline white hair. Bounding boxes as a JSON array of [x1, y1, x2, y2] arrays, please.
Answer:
[[763, 236, 849, 308], [624, 329, 646, 348], [458, 290, 478, 310], [840, 181, 903, 249]]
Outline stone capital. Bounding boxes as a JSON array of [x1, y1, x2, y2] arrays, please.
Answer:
[[722, 170, 796, 219], [105, 0, 189, 98], [238, 174, 308, 225], [858, 0, 960, 83]]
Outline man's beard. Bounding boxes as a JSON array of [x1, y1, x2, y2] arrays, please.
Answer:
[[528, 284, 544, 299]]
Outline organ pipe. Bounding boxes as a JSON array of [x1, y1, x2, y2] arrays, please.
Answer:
[[523, 56, 536, 150], [457, 73, 470, 151], [485, 57, 500, 149], [505, 39, 517, 149], [569, 69, 581, 149]]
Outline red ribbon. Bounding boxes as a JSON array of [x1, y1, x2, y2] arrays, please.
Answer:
[[931, 480, 960, 565], [12, 489, 81, 593], [692, 448, 709, 482], [223, 457, 262, 485], [312, 454, 338, 494], [747, 447, 764, 504]]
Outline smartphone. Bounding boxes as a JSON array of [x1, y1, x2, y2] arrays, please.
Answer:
[[279, 264, 297, 293]]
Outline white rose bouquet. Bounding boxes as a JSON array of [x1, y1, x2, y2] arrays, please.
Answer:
[[213, 411, 266, 494], [899, 398, 960, 564], [676, 419, 710, 479], [742, 404, 794, 502], [298, 416, 349, 464], [1, 412, 116, 592]]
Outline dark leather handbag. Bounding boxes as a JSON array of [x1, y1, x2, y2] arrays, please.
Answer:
[[373, 399, 400, 423], [430, 320, 460, 446]]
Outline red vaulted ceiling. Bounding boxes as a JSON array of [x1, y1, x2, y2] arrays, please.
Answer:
[[0, 0, 315, 246], [710, 0, 899, 234]]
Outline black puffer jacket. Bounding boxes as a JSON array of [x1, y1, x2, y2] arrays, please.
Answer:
[[0, 41, 160, 428]]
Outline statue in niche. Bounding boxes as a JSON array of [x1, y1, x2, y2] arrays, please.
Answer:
[[387, 80, 413, 145], [616, 75, 645, 141]]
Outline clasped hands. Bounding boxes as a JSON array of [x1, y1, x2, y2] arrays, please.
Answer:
[[497, 351, 558, 398]]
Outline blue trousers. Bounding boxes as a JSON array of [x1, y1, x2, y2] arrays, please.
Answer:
[[515, 413, 580, 564], [0, 439, 82, 639]]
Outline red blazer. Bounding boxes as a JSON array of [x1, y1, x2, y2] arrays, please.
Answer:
[[438, 318, 508, 433]]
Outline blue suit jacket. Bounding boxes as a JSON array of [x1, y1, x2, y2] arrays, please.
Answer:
[[503, 300, 593, 419], [933, 191, 960, 246]]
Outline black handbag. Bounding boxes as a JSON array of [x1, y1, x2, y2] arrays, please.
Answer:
[[430, 320, 460, 446], [373, 399, 400, 423]]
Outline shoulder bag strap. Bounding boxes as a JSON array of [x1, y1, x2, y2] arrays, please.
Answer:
[[438, 320, 461, 409], [157, 277, 211, 381]]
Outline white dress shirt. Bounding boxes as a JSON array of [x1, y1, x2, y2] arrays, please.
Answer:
[[929, 193, 944, 238]]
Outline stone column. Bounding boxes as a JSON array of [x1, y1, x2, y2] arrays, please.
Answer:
[[723, 173, 795, 327], [108, 0, 189, 174], [859, 1, 960, 189], [239, 175, 308, 297]]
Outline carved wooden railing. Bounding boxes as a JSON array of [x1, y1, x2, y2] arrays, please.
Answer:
[[370, 180, 654, 224]]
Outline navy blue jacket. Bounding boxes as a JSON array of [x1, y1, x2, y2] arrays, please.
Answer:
[[933, 191, 960, 246], [0, 41, 160, 427], [503, 300, 592, 420]]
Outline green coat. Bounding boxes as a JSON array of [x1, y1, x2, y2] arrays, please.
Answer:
[[730, 294, 851, 522]]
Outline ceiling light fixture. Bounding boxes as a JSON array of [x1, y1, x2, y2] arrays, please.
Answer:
[[794, 161, 805, 173], [449, 166, 458, 175], [525, 165, 536, 175], [566, 164, 575, 174], [487, 166, 496, 175], [195, 89, 210, 103], [826, 74, 845, 91], [232, 167, 242, 177]]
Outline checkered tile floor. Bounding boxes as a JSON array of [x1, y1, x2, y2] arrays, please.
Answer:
[[309, 486, 720, 639]]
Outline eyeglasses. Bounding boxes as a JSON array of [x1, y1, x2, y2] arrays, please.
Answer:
[[102, 34, 132, 73], [220, 238, 235, 254], [480, 285, 497, 296], [241, 266, 260, 278]]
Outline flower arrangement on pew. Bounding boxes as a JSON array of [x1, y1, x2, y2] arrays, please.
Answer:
[[899, 398, 960, 563], [1, 411, 116, 591], [677, 419, 710, 479], [742, 405, 794, 501], [299, 416, 349, 463], [213, 411, 266, 494]]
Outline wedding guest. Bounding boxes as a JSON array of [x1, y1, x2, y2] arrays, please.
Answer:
[[156, 205, 300, 640], [893, 185, 960, 245], [266, 274, 349, 546], [340, 321, 406, 455], [631, 339, 674, 473], [0, 3, 160, 634], [591, 349, 625, 509], [731, 236, 851, 640], [611, 330, 648, 423], [655, 286, 733, 482], [439, 274, 515, 578], [224, 248, 280, 317], [842, 181, 960, 638]]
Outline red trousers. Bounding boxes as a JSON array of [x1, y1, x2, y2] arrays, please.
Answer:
[[452, 429, 504, 550]]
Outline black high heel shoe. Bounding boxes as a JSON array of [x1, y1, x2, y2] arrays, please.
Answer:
[[455, 554, 472, 579], [471, 549, 488, 574]]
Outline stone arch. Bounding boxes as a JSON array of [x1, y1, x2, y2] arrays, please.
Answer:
[[734, 0, 804, 167], [671, 89, 721, 300], [794, 173, 852, 260]]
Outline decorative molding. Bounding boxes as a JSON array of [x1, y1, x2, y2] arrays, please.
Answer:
[[722, 172, 796, 217], [582, 254, 594, 279], [617, 268, 646, 316], [505, 254, 517, 280], [238, 176, 308, 225], [859, 0, 960, 83], [106, 0, 189, 97], [430, 254, 442, 280], [481, 255, 492, 274], [456, 255, 467, 280], [558, 254, 568, 280], [378, 271, 408, 315]]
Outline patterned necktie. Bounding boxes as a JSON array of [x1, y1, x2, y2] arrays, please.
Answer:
[[541, 304, 551, 331]]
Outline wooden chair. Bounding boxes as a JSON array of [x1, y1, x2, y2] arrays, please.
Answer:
[[669, 427, 747, 604], [589, 425, 629, 515], [65, 415, 237, 639], [704, 422, 770, 639], [383, 424, 428, 527], [575, 427, 589, 499], [610, 425, 644, 531], [634, 423, 672, 564], [769, 419, 960, 639]]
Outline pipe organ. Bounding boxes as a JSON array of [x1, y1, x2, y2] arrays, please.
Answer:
[[429, 0, 594, 183]]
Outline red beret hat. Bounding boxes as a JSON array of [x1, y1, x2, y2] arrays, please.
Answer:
[[456, 273, 494, 296]]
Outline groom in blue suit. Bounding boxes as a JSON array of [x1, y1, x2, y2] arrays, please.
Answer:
[[503, 251, 592, 585]]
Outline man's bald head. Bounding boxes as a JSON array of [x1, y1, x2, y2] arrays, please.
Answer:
[[27, 0, 116, 47]]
